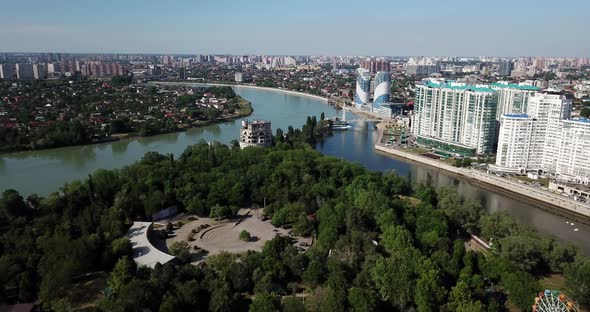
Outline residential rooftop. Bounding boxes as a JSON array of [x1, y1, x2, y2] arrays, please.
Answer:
[[490, 82, 541, 91], [423, 81, 495, 93]]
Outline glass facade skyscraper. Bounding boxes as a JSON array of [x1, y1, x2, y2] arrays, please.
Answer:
[[373, 71, 391, 108], [354, 68, 371, 105]]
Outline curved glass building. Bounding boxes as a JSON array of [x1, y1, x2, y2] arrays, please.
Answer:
[[354, 68, 371, 105], [373, 71, 391, 108]]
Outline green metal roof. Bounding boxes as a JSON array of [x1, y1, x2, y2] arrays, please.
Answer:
[[490, 82, 541, 91], [424, 81, 495, 93]]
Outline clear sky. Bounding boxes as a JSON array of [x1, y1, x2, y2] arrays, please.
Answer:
[[1, 0, 588, 57]]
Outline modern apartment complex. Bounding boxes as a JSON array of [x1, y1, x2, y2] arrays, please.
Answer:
[[411, 81, 498, 155], [491, 82, 540, 120], [372, 71, 391, 108], [494, 92, 590, 184], [354, 68, 371, 106]]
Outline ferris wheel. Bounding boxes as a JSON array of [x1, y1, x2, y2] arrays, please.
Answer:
[[532, 289, 580, 312]]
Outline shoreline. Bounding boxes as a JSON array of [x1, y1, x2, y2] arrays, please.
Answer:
[[0, 96, 253, 156], [152, 81, 330, 103], [374, 143, 590, 223]]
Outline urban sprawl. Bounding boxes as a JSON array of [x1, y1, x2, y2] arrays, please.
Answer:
[[1, 52, 590, 201]]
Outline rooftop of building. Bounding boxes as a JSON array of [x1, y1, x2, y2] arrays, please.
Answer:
[[245, 119, 270, 125], [423, 81, 495, 93], [490, 82, 541, 91]]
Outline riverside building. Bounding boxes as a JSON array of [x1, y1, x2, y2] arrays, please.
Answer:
[[411, 81, 498, 155], [490, 82, 541, 120], [354, 68, 371, 108], [493, 92, 590, 185], [239, 120, 273, 149], [372, 71, 391, 109]]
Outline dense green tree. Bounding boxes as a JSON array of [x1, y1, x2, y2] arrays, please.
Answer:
[[281, 297, 305, 312], [415, 268, 446, 312], [501, 271, 539, 311], [348, 287, 377, 312], [108, 258, 136, 294], [381, 225, 414, 253], [371, 250, 418, 309], [446, 281, 483, 312], [169, 241, 191, 263], [306, 287, 344, 312], [303, 260, 325, 289], [250, 292, 281, 312], [565, 258, 590, 306]]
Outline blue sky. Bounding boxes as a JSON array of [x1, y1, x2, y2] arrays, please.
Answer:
[[1, 0, 588, 57]]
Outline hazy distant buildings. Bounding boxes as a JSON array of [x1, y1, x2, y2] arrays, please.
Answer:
[[178, 67, 186, 80], [411, 81, 498, 155], [372, 71, 391, 109], [361, 60, 390, 74], [498, 61, 514, 76], [16, 64, 34, 79], [405, 58, 440, 76], [33, 64, 46, 79], [235, 72, 243, 83], [0, 64, 14, 80], [354, 68, 371, 106]]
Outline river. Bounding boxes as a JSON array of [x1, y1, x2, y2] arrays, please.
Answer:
[[1, 85, 588, 253]]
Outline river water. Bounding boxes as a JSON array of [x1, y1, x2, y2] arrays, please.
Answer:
[[1, 86, 588, 253]]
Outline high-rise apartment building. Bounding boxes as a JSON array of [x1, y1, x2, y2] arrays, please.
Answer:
[[491, 82, 540, 120], [411, 81, 498, 155], [354, 68, 371, 106], [373, 71, 391, 109], [556, 119, 590, 183], [494, 92, 588, 183], [0, 64, 14, 80], [33, 64, 46, 79], [15, 64, 34, 79], [361, 60, 390, 73], [405, 58, 440, 76], [498, 61, 514, 76]]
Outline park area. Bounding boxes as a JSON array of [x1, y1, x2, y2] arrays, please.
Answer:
[[165, 208, 312, 263]]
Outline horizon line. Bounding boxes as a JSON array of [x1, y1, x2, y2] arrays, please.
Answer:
[[0, 51, 589, 59]]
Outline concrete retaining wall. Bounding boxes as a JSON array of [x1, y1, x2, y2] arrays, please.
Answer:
[[375, 144, 590, 220]]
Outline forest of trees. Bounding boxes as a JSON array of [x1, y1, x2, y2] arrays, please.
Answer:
[[1, 116, 589, 311]]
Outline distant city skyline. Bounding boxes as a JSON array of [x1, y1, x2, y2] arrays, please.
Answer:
[[1, 0, 589, 57]]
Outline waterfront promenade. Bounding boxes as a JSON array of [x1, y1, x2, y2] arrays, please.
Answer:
[[374, 139, 590, 222]]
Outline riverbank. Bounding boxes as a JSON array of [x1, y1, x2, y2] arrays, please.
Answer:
[[152, 81, 330, 103], [374, 141, 590, 223], [0, 96, 253, 156]]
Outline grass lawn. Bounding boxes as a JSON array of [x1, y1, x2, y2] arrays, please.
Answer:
[[539, 274, 566, 292], [59, 272, 107, 310], [236, 97, 253, 115], [406, 147, 429, 155], [513, 175, 550, 187]]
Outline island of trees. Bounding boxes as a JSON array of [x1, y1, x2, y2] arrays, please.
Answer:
[[0, 116, 589, 311], [0, 78, 251, 153]]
